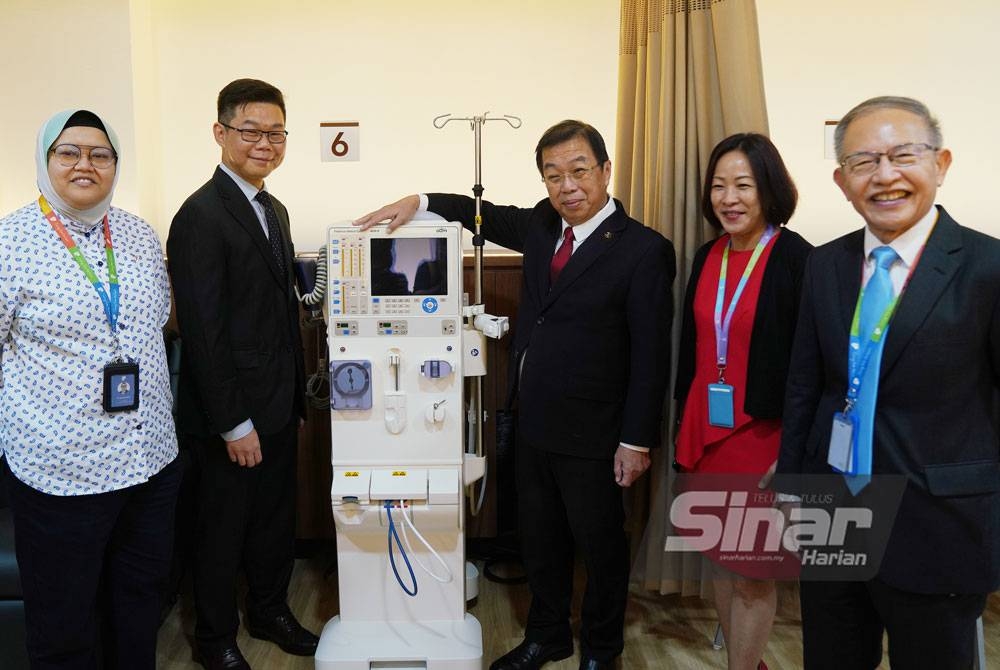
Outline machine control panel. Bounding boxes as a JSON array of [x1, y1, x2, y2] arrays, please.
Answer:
[[327, 229, 455, 317], [328, 236, 369, 316], [377, 320, 408, 336], [327, 221, 463, 460], [332, 320, 360, 336]]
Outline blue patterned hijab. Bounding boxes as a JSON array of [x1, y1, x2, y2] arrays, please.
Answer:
[[35, 109, 121, 226]]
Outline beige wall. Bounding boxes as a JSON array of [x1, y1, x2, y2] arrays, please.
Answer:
[[758, 0, 1000, 243], [3, 1, 997, 249], [1, 0, 619, 250], [0, 0, 141, 215]]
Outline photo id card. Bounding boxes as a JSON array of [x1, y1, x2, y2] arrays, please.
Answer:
[[103, 360, 139, 413], [827, 411, 856, 474], [707, 383, 735, 428]]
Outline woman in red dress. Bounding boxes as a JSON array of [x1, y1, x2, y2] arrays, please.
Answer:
[[674, 134, 812, 670]]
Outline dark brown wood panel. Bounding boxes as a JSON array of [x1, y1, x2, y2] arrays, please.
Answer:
[[295, 317, 334, 539], [462, 254, 522, 538]]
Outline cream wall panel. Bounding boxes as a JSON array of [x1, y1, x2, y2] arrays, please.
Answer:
[[0, 0, 140, 217], [758, 0, 1000, 244], [147, 0, 620, 249], [5, 2, 994, 250], [1, 1, 618, 249]]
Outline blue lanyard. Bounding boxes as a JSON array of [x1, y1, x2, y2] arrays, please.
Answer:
[[713, 226, 775, 381]]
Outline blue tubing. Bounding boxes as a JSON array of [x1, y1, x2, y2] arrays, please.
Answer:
[[384, 500, 418, 596]]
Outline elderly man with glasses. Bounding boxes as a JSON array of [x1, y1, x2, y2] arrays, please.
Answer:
[[356, 119, 676, 670], [776, 96, 1000, 669]]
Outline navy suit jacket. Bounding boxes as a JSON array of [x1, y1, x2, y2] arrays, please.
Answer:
[[777, 206, 1000, 594], [428, 194, 676, 459], [167, 167, 305, 437]]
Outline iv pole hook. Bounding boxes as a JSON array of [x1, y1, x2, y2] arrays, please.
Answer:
[[433, 110, 520, 517]]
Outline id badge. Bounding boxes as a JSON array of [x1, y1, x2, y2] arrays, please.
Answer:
[[827, 411, 857, 474], [707, 383, 735, 428], [103, 360, 139, 413]]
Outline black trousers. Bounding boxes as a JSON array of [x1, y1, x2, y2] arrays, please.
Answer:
[[190, 419, 297, 645], [516, 441, 629, 662], [3, 455, 181, 670], [799, 579, 987, 670]]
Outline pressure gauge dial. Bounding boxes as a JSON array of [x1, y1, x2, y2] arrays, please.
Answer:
[[330, 360, 373, 410], [332, 361, 371, 395]]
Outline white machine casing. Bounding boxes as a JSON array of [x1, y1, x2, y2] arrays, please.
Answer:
[[315, 220, 482, 670]]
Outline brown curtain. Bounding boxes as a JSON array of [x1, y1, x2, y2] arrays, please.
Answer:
[[615, 0, 769, 595]]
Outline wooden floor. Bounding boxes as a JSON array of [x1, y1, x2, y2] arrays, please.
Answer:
[[156, 546, 1000, 669]]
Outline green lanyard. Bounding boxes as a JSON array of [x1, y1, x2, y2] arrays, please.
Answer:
[[844, 243, 925, 410], [39, 195, 121, 337]]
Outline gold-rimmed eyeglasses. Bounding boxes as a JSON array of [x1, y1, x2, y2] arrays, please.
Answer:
[[542, 164, 601, 187], [48, 144, 117, 169]]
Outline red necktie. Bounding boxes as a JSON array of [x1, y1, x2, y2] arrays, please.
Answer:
[[549, 226, 575, 284]]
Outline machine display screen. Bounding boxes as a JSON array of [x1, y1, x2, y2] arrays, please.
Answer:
[[369, 237, 448, 297]]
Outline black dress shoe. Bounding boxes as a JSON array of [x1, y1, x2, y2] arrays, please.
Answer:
[[489, 639, 573, 670], [578, 657, 613, 670], [196, 642, 251, 670], [246, 612, 319, 656]]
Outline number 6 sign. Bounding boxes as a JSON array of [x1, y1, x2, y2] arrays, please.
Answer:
[[320, 122, 360, 162]]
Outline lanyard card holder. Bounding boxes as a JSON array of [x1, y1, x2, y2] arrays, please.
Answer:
[[827, 411, 857, 474], [103, 360, 139, 413], [707, 383, 735, 428]]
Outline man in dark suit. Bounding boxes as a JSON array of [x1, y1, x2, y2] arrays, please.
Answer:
[[167, 79, 316, 670], [356, 120, 675, 670], [777, 96, 1000, 669]]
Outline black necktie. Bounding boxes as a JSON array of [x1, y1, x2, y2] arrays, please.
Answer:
[[254, 190, 286, 277]]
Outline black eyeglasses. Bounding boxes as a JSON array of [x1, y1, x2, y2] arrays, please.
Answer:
[[220, 123, 288, 144], [49, 144, 118, 169]]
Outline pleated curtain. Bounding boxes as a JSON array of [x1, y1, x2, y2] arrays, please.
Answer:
[[615, 0, 769, 595]]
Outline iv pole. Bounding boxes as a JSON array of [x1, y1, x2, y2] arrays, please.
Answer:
[[433, 112, 521, 516]]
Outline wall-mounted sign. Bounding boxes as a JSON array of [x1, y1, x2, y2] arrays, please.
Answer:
[[825, 120, 838, 160], [321, 121, 359, 162]]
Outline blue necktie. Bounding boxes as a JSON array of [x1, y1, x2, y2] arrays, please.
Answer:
[[848, 245, 899, 494]]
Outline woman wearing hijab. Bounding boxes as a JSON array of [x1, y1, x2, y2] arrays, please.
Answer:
[[0, 109, 180, 668], [674, 133, 812, 670]]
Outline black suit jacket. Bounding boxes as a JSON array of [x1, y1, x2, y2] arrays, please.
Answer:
[[777, 207, 1000, 594], [428, 194, 676, 459], [167, 167, 305, 437]]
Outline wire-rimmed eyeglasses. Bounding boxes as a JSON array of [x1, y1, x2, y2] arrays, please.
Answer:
[[220, 123, 289, 144], [542, 164, 601, 187], [48, 144, 118, 169], [839, 143, 938, 176]]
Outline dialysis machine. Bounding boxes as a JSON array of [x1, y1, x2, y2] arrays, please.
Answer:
[[314, 219, 497, 670]]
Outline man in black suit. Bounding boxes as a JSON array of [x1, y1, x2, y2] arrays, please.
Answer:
[[777, 96, 1000, 668], [356, 120, 675, 670], [167, 79, 316, 670]]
